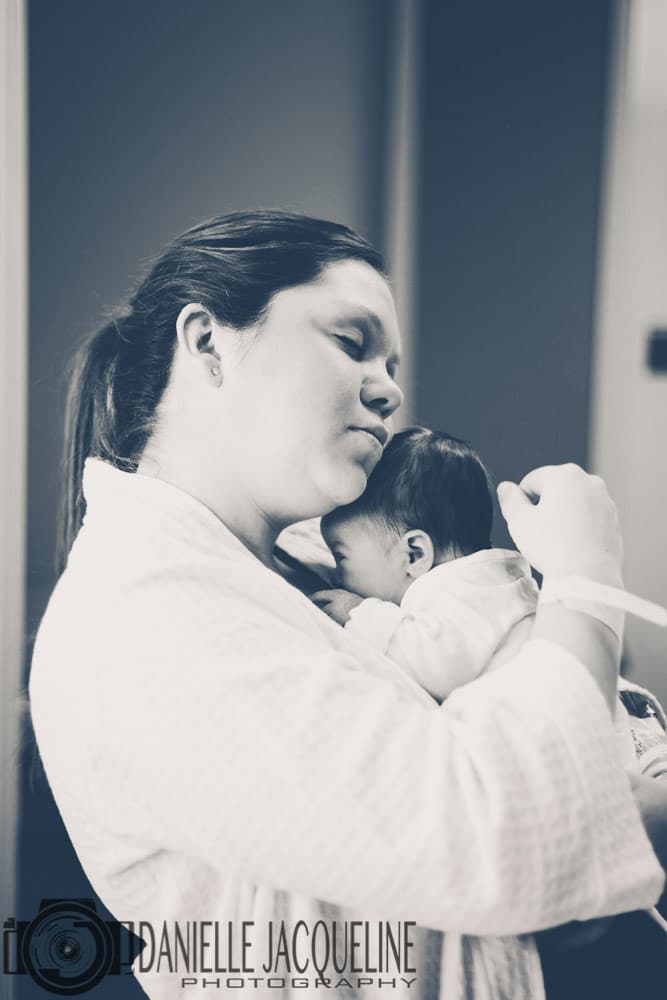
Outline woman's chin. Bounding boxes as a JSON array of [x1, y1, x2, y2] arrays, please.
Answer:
[[320, 464, 369, 510]]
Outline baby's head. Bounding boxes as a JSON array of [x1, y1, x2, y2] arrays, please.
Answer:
[[321, 427, 493, 604]]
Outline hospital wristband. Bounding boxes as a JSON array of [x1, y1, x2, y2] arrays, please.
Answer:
[[539, 575, 667, 640]]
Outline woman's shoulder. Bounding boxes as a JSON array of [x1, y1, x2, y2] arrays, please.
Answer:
[[29, 514, 345, 715]]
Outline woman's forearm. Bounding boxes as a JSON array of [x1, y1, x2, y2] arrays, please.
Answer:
[[532, 604, 620, 714]]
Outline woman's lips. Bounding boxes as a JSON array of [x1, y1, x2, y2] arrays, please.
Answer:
[[349, 424, 388, 449]]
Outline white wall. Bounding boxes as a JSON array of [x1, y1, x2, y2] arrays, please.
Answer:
[[591, 0, 667, 705], [0, 0, 27, 960]]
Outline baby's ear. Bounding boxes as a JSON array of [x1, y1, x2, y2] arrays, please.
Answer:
[[403, 530, 435, 578]]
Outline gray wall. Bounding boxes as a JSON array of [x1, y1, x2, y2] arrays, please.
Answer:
[[416, 0, 613, 545]]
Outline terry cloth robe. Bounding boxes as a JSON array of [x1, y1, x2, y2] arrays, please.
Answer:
[[344, 550, 538, 701], [29, 459, 664, 1000]]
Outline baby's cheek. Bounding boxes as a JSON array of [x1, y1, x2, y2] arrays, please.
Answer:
[[339, 563, 361, 593]]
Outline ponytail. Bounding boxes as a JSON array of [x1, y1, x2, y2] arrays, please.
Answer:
[[57, 310, 173, 573], [57, 320, 122, 573]]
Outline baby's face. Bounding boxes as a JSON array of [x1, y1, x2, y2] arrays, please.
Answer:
[[321, 515, 407, 604]]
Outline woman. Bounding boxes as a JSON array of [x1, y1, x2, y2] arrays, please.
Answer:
[[29, 211, 663, 999]]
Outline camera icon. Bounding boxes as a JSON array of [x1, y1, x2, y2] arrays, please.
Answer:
[[3, 898, 135, 995]]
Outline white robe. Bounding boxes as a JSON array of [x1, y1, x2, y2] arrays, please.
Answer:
[[29, 459, 664, 999]]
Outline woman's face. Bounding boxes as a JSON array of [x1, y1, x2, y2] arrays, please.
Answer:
[[217, 258, 404, 524]]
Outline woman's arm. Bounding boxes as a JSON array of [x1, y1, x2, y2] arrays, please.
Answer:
[[498, 466, 625, 713], [63, 564, 662, 940], [536, 774, 667, 955], [531, 604, 620, 714], [30, 465, 663, 939]]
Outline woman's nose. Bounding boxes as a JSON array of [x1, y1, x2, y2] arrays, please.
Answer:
[[360, 366, 404, 418]]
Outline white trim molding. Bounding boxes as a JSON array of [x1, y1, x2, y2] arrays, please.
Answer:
[[384, 0, 421, 427], [0, 0, 28, 937], [590, 0, 667, 705]]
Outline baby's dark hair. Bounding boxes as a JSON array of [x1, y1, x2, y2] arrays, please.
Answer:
[[323, 427, 493, 557]]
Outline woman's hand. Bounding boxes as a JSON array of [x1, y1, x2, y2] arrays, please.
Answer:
[[310, 589, 364, 625], [497, 464, 623, 586], [499, 465, 625, 713]]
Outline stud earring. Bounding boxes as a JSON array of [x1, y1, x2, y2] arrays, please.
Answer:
[[210, 366, 220, 376]]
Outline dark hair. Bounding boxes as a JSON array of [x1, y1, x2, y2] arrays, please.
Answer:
[[58, 209, 385, 572], [322, 427, 493, 557]]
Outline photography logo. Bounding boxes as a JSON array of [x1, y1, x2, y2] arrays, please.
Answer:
[[3, 898, 139, 995]]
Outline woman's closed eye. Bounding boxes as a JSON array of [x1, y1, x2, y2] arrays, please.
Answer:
[[334, 332, 364, 359], [332, 328, 400, 382]]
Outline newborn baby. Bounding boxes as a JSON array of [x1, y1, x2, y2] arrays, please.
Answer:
[[317, 426, 538, 700], [316, 427, 667, 781]]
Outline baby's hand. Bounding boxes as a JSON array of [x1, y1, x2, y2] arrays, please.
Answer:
[[310, 589, 365, 626]]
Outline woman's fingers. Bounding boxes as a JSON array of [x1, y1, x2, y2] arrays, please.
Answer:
[[496, 481, 534, 521], [498, 466, 587, 521], [497, 463, 623, 585], [518, 462, 584, 501]]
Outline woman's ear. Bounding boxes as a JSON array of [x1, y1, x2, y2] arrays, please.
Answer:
[[175, 304, 222, 385], [403, 529, 435, 579]]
